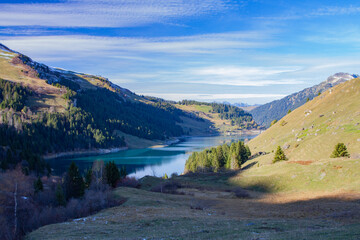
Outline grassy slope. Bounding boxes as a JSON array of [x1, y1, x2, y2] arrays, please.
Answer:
[[26, 79, 360, 240], [0, 50, 68, 112], [175, 104, 245, 134], [231, 78, 360, 193], [27, 179, 360, 240], [248, 78, 360, 160]]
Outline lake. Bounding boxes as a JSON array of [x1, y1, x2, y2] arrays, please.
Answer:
[[47, 134, 257, 178]]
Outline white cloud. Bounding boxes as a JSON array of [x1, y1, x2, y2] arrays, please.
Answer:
[[184, 66, 303, 86], [310, 6, 360, 16], [0, 0, 237, 27], [1, 32, 274, 60], [138, 93, 286, 102]]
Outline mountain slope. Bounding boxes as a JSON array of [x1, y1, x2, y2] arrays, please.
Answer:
[[0, 44, 189, 172], [250, 73, 358, 127], [0, 43, 261, 172], [248, 77, 360, 161]]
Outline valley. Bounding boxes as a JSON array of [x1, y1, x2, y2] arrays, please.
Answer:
[[0, 43, 359, 240]]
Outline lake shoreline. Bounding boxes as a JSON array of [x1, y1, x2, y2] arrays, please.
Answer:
[[43, 130, 260, 160]]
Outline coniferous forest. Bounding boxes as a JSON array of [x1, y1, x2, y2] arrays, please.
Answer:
[[0, 78, 186, 173], [179, 100, 261, 129], [185, 140, 251, 172]]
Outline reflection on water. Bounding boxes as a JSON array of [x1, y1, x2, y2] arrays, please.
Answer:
[[48, 135, 256, 178]]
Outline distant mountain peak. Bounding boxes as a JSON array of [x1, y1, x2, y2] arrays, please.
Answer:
[[326, 72, 355, 85], [250, 72, 358, 127]]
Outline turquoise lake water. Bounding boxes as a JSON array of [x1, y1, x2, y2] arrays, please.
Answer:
[[47, 135, 256, 178]]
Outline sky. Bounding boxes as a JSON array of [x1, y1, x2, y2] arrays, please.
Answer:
[[1, 0, 360, 104]]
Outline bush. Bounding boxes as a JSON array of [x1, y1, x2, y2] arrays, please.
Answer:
[[270, 119, 278, 126], [151, 181, 181, 194], [331, 143, 350, 158], [118, 177, 140, 188], [228, 187, 250, 198], [273, 146, 287, 163]]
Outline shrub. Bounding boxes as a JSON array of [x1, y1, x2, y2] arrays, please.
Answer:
[[280, 120, 287, 126], [118, 177, 140, 188], [273, 146, 287, 163], [331, 143, 350, 158], [151, 181, 181, 194], [227, 187, 250, 198], [270, 119, 278, 126]]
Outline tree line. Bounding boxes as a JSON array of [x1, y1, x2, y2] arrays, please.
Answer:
[[179, 100, 261, 130], [185, 140, 251, 172], [0, 160, 130, 240]]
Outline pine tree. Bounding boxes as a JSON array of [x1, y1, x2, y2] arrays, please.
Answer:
[[273, 146, 287, 163], [331, 143, 350, 158], [104, 161, 120, 188], [56, 184, 66, 206], [64, 161, 85, 199], [34, 177, 43, 193], [120, 166, 127, 178], [84, 168, 92, 189]]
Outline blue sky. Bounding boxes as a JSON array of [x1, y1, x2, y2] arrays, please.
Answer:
[[1, 0, 360, 104]]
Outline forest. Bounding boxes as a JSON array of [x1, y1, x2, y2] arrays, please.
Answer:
[[0, 78, 189, 173], [179, 100, 261, 129], [185, 140, 251, 172]]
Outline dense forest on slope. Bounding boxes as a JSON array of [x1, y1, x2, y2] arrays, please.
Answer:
[[76, 88, 184, 140], [179, 100, 260, 129], [0, 79, 128, 172], [185, 140, 251, 172]]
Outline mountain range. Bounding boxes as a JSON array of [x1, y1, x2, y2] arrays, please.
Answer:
[[250, 72, 359, 127]]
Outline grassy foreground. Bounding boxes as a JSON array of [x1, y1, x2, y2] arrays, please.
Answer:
[[27, 171, 360, 240]]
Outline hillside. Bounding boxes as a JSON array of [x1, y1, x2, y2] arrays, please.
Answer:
[[26, 79, 360, 240], [176, 100, 262, 135], [0, 44, 187, 172], [250, 73, 358, 127], [0, 44, 261, 173], [248, 77, 360, 161]]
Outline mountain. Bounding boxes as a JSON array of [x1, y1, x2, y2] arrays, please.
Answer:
[[233, 102, 259, 112], [248, 77, 360, 161], [0, 43, 258, 173], [250, 73, 358, 127]]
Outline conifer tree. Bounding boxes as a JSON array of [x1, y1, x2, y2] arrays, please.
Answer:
[[104, 161, 120, 188], [84, 168, 92, 189], [331, 143, 350, 158], [55, 184, 66, 206], [64, 161, 85, 199], [273, 146, 287, 163], [34, 177, 43, 193]]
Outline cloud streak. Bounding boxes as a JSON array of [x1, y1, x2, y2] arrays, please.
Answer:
[[139, 93, 287, 102], [0, 0, 238, 27], [1, 32, 274, 59]]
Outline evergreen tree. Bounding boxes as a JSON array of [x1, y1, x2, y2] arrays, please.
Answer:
[[64, 161, 85, 199], [104, 161, 120, 188], [34, 177, 43, 193], [55, 184, 66, 206], [84, 168, 92, 189], [273, 146, 287, 163], [216, 145, 225, 168], [120, 166, 127, 178], [331, 143, 350, 158]]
